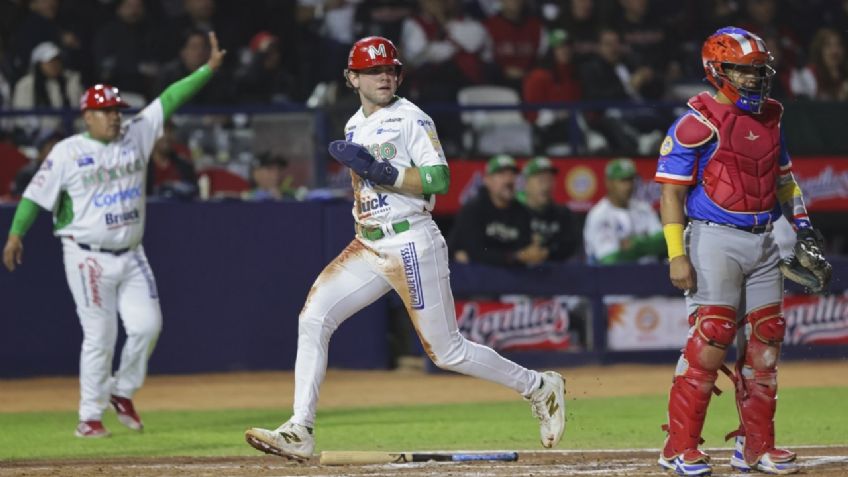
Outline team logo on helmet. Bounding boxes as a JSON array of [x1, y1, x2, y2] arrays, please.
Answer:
[[347, 36, 403, 71], [80, 84, 130, 111]]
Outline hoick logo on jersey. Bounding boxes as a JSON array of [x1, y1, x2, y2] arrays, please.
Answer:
[[400, 243, 424, 310], [358, 193, 390, 219]]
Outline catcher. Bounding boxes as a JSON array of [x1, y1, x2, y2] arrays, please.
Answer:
[[655, 27, 830, 476]]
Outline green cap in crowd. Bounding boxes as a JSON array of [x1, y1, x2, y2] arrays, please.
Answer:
[[486, 154, 519, 174], [605, 158, 637, 180], [523, 156, 558, 176]]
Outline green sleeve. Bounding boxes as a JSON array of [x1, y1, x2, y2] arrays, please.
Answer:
[[159, 65, 214, 120], [9, 198, 41, 237], [597, 232, 666, 264], [418, 165, 450, 195]]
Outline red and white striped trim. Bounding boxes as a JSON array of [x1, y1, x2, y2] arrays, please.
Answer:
[[726, 32, 767, 55]]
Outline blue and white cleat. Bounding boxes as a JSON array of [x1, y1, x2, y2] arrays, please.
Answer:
[[730, 436, 799, 474], [658, 450, 712, 476]]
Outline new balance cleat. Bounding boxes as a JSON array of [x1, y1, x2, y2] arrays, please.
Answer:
[[245, 420, 314, 461], [74, 420, 111, 438], [730, 436, 799, 474], [110, 395, 143, 431], [527, 370, 566, 448], [658, 450, 712, 476]]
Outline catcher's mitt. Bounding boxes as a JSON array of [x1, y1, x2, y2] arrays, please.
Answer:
[[779, 228, 832, 294]]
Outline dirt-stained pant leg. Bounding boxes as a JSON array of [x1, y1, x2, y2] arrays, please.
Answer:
[[292, 239, 391, 427], [112, 246, 162, 399], [62, 240, 121, 422], [380, 222, 539, 396]]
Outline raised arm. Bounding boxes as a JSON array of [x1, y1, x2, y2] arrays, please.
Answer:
[[159, 32, 227, 120]]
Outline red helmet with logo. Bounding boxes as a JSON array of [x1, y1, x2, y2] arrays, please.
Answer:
[[347, 36, 403, 71], [702, 27, 775, 113], [79, 84, 129, 111]]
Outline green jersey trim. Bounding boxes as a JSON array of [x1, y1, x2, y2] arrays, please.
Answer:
[[54, 191, 74, 231], [418, 165, 450, 195], [160, 65, 213, 120], [9, 198, 40, 237]]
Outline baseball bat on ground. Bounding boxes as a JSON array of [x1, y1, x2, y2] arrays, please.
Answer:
[[319, 451, 519, 465]]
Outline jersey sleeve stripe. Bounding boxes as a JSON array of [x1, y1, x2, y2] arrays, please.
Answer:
[[655, 171, 696, 184]]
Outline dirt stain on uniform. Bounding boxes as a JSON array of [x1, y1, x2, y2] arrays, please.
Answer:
[[385, 256, 436, 362], [301, 239, 376, 317]]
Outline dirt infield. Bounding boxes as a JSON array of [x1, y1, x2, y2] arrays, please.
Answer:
[[1, 361, 846, 476]]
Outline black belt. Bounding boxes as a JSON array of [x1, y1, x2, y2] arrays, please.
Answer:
[[76, 242, 131, 256], [698, 220, 773, 234]]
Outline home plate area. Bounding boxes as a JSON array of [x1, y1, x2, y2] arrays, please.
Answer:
[[2, 447, 846, 477]]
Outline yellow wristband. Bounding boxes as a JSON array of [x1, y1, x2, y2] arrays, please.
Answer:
[[663, 223, 685, 259]]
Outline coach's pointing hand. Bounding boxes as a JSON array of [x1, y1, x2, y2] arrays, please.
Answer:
[[206, 32, 227, 71], [3, 235, 23, 272]]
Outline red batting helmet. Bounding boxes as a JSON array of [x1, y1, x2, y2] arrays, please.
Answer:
[[347, 36, 403, 71], [79, 84, 129, 111], [702, 27, 775, 113]]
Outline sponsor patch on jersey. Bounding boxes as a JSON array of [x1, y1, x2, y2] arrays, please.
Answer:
[[358, 193, 390, 218], [400, 242, 424, 310], [659, 136, 673, 156], [40, 159, 53, 171], [381, 117, 402, 123], [77, 156, 95, 167], [105, 208, 141, 228], [345, 131, 354, 142], [93, 186, 142, 207], [376, 128, 400, 135], [416, 119, 432, 127]]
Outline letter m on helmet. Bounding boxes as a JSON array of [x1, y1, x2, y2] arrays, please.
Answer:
[[367, 43, 387, 60]]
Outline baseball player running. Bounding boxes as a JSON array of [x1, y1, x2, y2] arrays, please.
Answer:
[[655, 27, 830, 475], [244, 36, 566, 460], [2, 32, 226, 438]]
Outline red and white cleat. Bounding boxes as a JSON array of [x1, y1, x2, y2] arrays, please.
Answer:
[[75, 420, 111, 438], [110, 395, 144, 431]]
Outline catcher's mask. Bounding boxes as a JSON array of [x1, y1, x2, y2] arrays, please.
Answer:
[[702, 27, 775, 114]]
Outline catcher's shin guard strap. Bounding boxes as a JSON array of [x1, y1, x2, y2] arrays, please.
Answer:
[[662, 366, 717, 459], [747, 303, 785, 345], [733, 370, 793, 465]]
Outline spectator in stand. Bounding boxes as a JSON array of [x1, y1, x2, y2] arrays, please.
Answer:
[[168, 0, 244, 59], [235, 31, 298, 104], [449, 154, 547, 267], [354, 1, 416, 41], [739, 0, 802, 71], [522, 28, 582, 154], [11, 42, 82, 142], [400, 0, 493, 152], [583, 158, 664, 265], [7, 0, 83, 83], [792, 27, 848, 101], [519, 156, 579, 262], [11, 129, 64, 198], [553, 0, 600, 65], [0, 129, 31, 199], [155, 29, 231, 105], [609, 0, 677, 100], [296, 0, 358, 89], [484, 0, 546, 91], [146, 122, 197, 200], [92, 0, 165, 100], [242, 152, 295, 201]]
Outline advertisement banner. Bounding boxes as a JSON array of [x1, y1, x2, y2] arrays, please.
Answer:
[[434, 156, 848, 216], [606, 296, 689, 350], [783, 293, 848, 345], [455, 295, 590, 352], [606, 293, 848, 351]]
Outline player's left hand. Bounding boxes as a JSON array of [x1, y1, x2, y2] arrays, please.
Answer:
[[2, 235, 23, 272], [328, 140, 399, 185], [206, 32, 227, 71]]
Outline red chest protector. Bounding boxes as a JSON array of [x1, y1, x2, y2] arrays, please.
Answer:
[[688, 92, 782, 213]]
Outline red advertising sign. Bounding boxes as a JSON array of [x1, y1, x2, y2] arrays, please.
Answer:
[[454, 296, 586, 351], [433, 156, 848, 215]]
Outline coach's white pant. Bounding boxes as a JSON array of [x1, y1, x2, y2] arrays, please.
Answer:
[[62, 239, 162, 422], [291, 219, 540, 427]]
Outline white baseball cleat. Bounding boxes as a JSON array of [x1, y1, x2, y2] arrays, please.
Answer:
[[110, 395, 143, 431], [730, 436, 799, 474], [527, 370, 566, 448], [245, 420, 314, 461], [74, 420, 111, 438]]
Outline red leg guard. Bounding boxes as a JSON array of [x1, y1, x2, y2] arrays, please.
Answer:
[[662, 305, 737, 460], [733, 304, 796, 465]]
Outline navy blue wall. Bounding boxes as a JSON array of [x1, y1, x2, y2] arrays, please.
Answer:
[[2, 201, 846, 377], [0, 200, 390, 377]]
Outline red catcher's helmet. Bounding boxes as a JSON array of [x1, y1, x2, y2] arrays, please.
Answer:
[[79, 84, 129, 111], [347, 36, 403, 71], [702, 27, 775, 114]]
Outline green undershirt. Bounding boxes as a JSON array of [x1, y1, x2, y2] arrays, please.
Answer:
[[598, 231, 666, 265]]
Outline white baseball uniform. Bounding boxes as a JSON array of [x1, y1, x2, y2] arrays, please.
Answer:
[[23, 100, 164, 421], [582, 197, 663, 264], [291, 98, 541, 427]]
